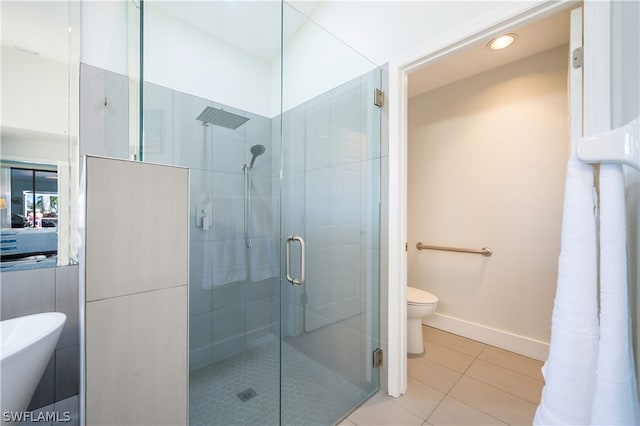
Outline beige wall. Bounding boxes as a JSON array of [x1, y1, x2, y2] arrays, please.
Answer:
[[407, 45, 569, 352]]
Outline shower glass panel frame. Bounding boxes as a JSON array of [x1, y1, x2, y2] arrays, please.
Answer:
[[279, 3, 382, 424], [140, 1, 381, 424]]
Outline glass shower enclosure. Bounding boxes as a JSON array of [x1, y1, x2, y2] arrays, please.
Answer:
[[142, 2, 381, 424]]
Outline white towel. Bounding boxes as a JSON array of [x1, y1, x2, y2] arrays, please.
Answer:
[[248, 236, 279, 282], [249, 186, 273, 240], [202, 239, 248, 288], [533, 159, 600, 426], [591, 164, 640, 424]]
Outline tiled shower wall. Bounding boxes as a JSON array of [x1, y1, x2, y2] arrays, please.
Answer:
[[143, 80, 280, 370], [80, 63, 280, 371], [79, 64, 129, 159], [0, 265, 79, 410]]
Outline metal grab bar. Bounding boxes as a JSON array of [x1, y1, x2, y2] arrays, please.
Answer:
[[416, 242, 493, 257]]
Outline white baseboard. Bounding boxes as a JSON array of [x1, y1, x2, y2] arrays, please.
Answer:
[[423, 313, 550, 361]]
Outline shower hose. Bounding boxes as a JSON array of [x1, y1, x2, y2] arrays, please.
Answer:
[[244, 165, 252, 248]]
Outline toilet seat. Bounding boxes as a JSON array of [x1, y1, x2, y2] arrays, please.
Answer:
[[407, 286, 438, 305]]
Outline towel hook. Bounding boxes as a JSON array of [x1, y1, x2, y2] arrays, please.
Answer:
[[577, 116, 639, 171]]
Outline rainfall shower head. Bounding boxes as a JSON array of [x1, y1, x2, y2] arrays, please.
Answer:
[[196, 106, 249, 130], [249, 144, 266, 169]]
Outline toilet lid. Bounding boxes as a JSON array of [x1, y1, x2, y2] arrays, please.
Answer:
[[407, 286, 438, 304]]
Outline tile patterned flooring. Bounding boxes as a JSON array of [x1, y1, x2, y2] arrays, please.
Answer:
[[341, 326, 545, 426], [19, 326, 542, 426], [190, 340, 372, 425]]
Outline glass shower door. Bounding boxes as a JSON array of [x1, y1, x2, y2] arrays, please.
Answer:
[[142, 1, 381, 423], [280, 3, 382, 424]]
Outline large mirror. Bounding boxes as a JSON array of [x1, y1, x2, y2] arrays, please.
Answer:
[[0, 1, 79, 270]]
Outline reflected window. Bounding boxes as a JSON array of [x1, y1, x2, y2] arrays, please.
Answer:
[[0, 167, 58, 270], [11, 169, 58, 228]]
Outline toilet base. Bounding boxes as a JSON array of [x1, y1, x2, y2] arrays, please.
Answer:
[[407, 318, 425, 354]]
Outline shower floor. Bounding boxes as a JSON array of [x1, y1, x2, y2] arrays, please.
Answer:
[[189, 340, 371, 425]]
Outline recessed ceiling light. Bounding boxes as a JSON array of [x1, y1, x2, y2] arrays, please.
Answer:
[[487, 33, 518, 50]]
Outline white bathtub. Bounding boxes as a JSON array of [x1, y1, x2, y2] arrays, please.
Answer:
[[0, 312, 66, 423]]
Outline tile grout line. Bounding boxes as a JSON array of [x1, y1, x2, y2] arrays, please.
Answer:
[[423, 331, 544, 377], [449, 341, 541, 422], [468, 359, 546, 393], [445, 394, 510, 426], [412, 346, 478, 376], [460, 342, 487, 376], [443, 338, 543, 411], [426, 335, 538, 424], [421, 395, 446, 426], [421, 342, 487, 425], [422, 330, 486, 359], [471, 356, 545, 384], [462, 343, 544, 405], [458, 374, 542, 407]]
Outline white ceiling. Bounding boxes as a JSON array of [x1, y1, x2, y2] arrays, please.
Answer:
[[1, 1, 323, 65], [151, 0, 323, 62], [3, 1, 575, 96], [1, 1, 72, 62], [408, 6, 575, 98]]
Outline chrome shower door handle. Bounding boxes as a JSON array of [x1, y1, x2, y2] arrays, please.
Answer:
[[286, 235, 305, 286]]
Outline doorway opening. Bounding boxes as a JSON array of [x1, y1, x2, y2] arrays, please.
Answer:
[[405, 5, 576, 359], [386, 1, 580, 397]]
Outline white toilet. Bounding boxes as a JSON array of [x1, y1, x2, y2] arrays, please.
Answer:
[[407, 286, 439, 354]]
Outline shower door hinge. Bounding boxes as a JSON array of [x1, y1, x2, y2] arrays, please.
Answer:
[[374, 88, 384, 108], [572, 47, 584, 69], [372, 348, 383, 368]]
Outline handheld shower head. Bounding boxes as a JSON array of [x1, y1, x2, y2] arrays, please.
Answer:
[[249, 144, 266, 168]]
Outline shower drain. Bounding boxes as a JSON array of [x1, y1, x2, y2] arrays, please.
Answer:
[[237, 388, 257, 402]]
